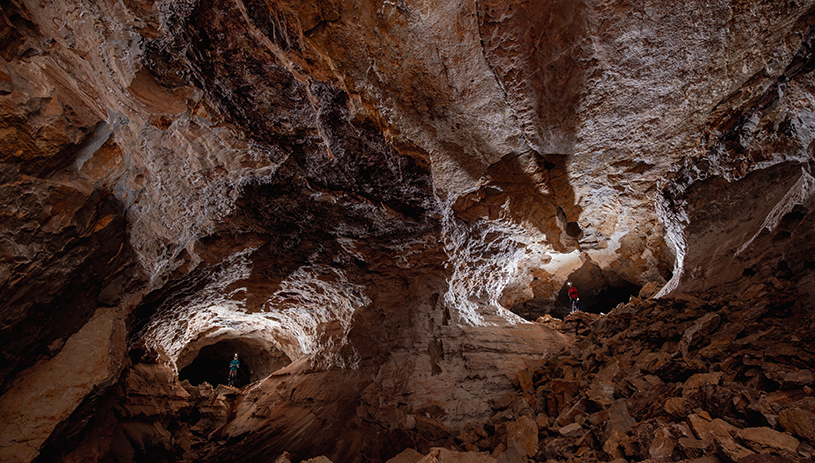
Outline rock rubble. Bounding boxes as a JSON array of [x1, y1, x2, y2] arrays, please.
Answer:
[[2, 0, 815, 461], [312, 277, 815, 463]]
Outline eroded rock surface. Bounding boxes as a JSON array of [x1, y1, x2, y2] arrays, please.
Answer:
[[1, 0, 815, 461]]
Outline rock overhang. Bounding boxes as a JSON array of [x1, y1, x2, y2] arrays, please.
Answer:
[[2, 0, 815, 461]]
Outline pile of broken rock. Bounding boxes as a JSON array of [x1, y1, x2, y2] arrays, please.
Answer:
[[504, 277, 815, 463], [297, 277, 815, 463]]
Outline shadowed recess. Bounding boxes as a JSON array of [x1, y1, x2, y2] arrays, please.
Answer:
[[178, 338, 291, 387], [552, 258, 643, 317]]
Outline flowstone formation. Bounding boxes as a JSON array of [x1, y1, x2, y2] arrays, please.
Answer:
[[1, 0, 814, 462]]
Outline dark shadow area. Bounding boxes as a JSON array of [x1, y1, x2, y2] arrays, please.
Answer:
[[555, 280, 641, 316], [0, 190, 141, 395], [554, 259, 642, 316], [509, 297, 553, 321], [509, 277, 641, 320], [178, 338, 291, 388], [180, 342, 252, 387]]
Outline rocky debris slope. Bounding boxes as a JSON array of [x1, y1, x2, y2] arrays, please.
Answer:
[[2, 0, 815, 462], [359, 277, 815, 463]]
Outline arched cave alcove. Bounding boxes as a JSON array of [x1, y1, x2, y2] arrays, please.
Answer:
[[555, 279, 641, 316], [178, 338, 291, 388], [554, 259, 643, 317]]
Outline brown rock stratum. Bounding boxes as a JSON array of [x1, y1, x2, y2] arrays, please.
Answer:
[[0, 0, 814, 461]]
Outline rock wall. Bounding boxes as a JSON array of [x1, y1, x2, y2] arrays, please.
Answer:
[[1, 0, 814, 461]]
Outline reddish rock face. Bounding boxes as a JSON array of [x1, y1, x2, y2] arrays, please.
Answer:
[[1, 0, 815, 461]]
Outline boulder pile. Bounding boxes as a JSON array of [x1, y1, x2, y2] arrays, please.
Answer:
[[375, 276, 815, 462], [109, 276, 815, 463]]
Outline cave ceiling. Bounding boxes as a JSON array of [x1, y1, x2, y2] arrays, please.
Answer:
[[1, 0, 815, 461]]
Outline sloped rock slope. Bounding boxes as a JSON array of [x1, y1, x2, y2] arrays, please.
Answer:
[[373, 276, 815, 462], [1, 0, 815, 462]]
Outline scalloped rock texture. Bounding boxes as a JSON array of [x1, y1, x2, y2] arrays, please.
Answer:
[[1, 0, 815, 462]]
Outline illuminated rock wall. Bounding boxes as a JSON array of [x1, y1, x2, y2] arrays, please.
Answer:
[[0, 0, 814, 461]]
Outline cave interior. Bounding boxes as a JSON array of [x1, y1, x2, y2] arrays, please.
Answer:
[[1, 0, 815, 462]]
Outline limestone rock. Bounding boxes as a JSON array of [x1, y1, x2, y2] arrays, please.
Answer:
[[121, 363, 192, 417], [737, 455, 799, 463], [415, 448, 496, 463], [388, 448, 425, 463], [736, 427, 800, 455], [684, 372, 725, 389], [678, 436, 713, 460], [716, 436, 756, 462], [688, 413, 738, 446], [665, 397, 689, 419], [303, 457, 334, 463], [639, 281, 663, 299], [778, 406, 815, 444], [649, 425, 678, 461], [1, 0, 815, 462], [508, 280, 812, 463], [603, 429, 628, 461], [586, 381, 616, 407], [0, 307, 126, 463], [506, 416, 537, 457], [558, 422, 584, 438]]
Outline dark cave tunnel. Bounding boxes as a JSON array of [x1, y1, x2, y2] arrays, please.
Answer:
[[178, 338, 291, 388], [554, 278, 642, 317], [510, 257, 648, 320], [510, 277, 643, 321], [549, 255, 671, 317]]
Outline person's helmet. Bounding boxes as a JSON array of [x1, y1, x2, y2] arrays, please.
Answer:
[[567, 281, 572, 286]]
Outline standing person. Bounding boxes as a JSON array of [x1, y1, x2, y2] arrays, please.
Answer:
[[228, 353, 240, 386], [567, 282, 580, 313]]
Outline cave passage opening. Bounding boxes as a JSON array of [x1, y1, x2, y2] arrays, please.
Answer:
[[555, 279, 641, 316], [178, 338, 291, 388], [545, 258, 648, 317]]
